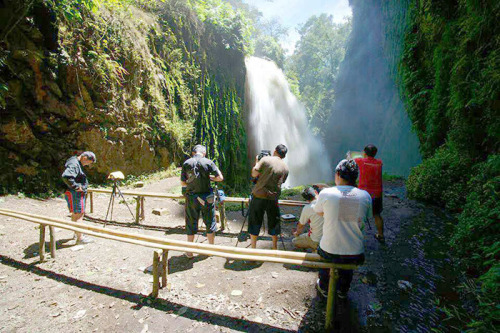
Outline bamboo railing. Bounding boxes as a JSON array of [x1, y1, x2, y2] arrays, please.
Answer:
[[0, 208, 357, 330], [86, 188, 306, 225]]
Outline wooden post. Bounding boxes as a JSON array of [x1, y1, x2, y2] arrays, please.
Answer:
[[135, 196, 141, 224], [152, 250, 160, 298], [325, 268, 339, 331], [49, 226, 56, 258], [161, 250, 168, 288], [90, 192, 94, 214], [140, 197, 145, 220], [219, 202, 226, 231], [39, 224, 46, 262]]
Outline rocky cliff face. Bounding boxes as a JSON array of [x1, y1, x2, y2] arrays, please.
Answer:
[[325, 0, 421, 176], [0, 0, 248, 193]]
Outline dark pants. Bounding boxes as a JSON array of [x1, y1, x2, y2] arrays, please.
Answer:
[[247, 197, 281, 236], [317, 247, 365, 294], [185, 193, 216, 235]]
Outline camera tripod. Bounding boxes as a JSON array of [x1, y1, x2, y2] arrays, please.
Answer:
[[104, 180, 135, 226]]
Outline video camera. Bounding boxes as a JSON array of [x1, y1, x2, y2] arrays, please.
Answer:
[[257, 150, 271, 161]]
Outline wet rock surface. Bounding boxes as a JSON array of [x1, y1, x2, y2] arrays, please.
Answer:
[[0, 178, 466, 332]]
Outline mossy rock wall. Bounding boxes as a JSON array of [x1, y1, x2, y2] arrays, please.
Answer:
[[0, 0, 248, 193], [398, 0, 499, 328]]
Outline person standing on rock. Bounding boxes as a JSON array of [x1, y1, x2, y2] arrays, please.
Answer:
[[352, 144, 384, 242], [61, 151, 96, 244], [181, 144, 223, 258], [314, 159, 372, 301], [248, 144, 289, 250], [292, 186, 323, 251]]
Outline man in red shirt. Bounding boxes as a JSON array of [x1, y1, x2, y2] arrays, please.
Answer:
[[353, 144, 385, 242]]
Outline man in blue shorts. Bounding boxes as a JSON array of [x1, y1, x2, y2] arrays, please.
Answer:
[[62, 151, 96, 244]]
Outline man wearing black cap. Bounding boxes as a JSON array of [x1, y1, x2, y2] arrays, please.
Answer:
[[62, 151, 96, 244], [248, 144, 289, 249], [181, 145, 223, 258], [313, 159, 372, 301]]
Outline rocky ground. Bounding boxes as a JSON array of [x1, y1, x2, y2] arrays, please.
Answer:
[[0, 177, 462, 332]]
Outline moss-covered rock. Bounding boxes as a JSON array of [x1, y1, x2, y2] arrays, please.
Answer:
[[0, 0, 250, 194]]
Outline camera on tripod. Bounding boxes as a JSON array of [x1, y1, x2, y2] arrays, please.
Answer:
[[258, 150, 271, 161]]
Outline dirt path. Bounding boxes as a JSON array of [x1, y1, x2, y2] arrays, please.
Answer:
[[0, 178, 458, 332]]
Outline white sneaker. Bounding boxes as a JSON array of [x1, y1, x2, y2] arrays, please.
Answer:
[[76, 236, 94, 245], [316, 278, 327, 298]]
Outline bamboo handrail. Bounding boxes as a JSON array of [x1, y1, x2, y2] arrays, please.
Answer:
[[87, 188, 307, 207], [0, 209, 357, 270], [0, 208, 358, 329]]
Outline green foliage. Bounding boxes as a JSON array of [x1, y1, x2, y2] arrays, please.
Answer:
[[401, 1, 500, 329], [450, 155, 499, 268], [286, 15, 351, 139], [382, 173, 405, 181], [254, 35, 285, 68], [281, 185, 306, 199], [189, 0, 253, 54], [0, 0, 250, 194], [118, 163, 180, 187], [406, 143, 473, 210]]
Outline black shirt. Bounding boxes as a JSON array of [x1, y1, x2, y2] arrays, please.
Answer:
[[181, 155, 219, 194], [62, 156, 89, 192]]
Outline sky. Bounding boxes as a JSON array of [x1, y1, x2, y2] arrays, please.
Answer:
[[242, 0, 352, 54]]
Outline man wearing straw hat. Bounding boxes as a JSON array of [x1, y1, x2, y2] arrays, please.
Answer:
[[61, 151, 96, 244]]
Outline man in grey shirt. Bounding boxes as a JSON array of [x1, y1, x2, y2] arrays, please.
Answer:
[[62, 151, 96, 244]]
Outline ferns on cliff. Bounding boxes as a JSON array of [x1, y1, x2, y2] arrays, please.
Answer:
[[0, 0, 251, 193], [400, 0, 499, 329]]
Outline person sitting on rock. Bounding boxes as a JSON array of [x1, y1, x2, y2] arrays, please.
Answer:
[[62, 151, 96, 244], [314, 159, 372, 301], [292, 187, 323, 251]]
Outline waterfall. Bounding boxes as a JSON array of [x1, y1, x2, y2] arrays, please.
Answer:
[[245, 57, 332, 187]]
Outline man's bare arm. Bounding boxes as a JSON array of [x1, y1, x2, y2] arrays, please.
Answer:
[[210, 170, 224, 182], [294, 222, 306, 237], [251, 167, 260, 178]]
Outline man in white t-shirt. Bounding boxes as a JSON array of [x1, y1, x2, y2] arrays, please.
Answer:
[[292, 187, 323, 250], [314, 159, 372, 300]]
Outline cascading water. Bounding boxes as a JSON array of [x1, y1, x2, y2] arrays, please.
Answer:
[[245, 57, 332, 187]]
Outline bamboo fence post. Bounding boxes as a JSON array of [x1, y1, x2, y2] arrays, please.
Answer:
[[161, 250, 168, 288], [219, 202, 226, 231], [325, 268, 339, 330], [140, 196, 145, 220], [39, 224, 46, 262], [152, 250, 160, 298], [49, 226, 56, 258], [135, 196, 141, 224], [90, 192, 94, 214]]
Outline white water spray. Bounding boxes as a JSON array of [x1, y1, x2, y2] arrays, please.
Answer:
[[245, 57, 332, 187]]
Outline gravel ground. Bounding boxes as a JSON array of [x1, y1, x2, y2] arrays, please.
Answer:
[[0, 177, 457, 332]]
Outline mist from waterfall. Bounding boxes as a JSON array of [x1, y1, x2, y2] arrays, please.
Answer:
[[245, 57, 332, 187]]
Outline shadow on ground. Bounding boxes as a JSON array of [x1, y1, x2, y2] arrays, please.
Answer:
[[23, 238, 74, 259], [0, 254, 294, 333]]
